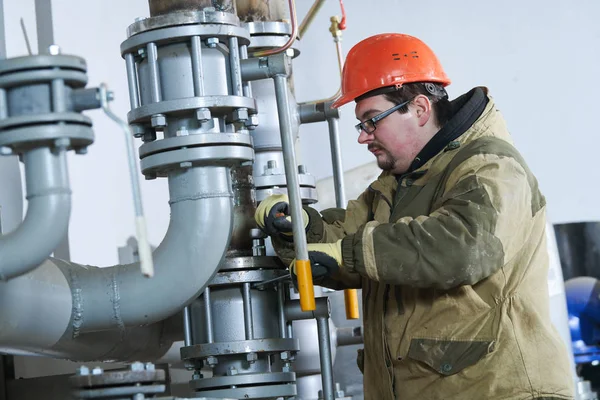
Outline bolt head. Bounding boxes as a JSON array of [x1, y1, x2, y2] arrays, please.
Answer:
[[227, 366, 238, 376], [180, 161, 192, 168], [77, 366, 90, 376], [130, 361, 145, 371], [144, 173, 157, 181], [282, 363, 292, 373], [246, 352, 258, 363], [280, 351, 290, 361], [91, 367, 103, 375], [144, 362, 155, 371], [75, 147, 88, 155], [206, 37, 219, 48], [196, 108, 212, 122], [151, 114, 167, 128], [176, 127, 190, 136], [54, 138, 71, 150], [203, 6, 216, 12], [48, 45, 61, 55], [205, 356, 218, 366], [130, 124, 146, 138], [232, 108, 249, 122]]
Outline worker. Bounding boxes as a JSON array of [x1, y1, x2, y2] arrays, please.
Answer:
[[255, 33, 574, 399]]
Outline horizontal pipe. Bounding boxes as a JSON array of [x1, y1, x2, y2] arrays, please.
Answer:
[[0, 166, 233, 360], [0, 147, 71, 281]]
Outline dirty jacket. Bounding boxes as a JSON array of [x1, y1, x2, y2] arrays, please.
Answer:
[[274, 88, 574, 399]]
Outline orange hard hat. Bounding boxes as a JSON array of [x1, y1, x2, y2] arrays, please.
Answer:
[[332, 33, 451, 108]]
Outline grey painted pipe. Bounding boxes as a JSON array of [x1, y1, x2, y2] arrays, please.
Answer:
[[327, 117, 346, 208], [0, 166, 233, 360], [0, 147, 71, 281]]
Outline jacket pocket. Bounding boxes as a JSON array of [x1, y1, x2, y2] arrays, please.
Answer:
[[407, 338, 495, 376]]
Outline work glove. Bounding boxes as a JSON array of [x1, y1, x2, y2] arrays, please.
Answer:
[[255, 194, 309, 237], [290, 241, 343, 286]]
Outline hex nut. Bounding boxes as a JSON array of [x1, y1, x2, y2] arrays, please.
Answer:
[[130, 361, 145, 371], [280, 351, 290, 361], [227, 366, 238, 376], [206, 37, 219, 48], [205, 356, 218, 366], [145, 362, 155, 371], [232, 108, 249, 122], [77, 366, 90, 376], [151, 114, 167, 128], [246, 352, 258, 363], [48, 45, 61, 55], [196, 108, 212, 122], [0, 146, 13, 156], [245, 114, 259, 129], [130, 124, 146, 138], [92, 367, 103, 375]]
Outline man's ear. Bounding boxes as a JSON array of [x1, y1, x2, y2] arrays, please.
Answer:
[[412, 95, 432, 127]]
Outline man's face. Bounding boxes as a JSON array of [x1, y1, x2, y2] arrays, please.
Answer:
[[354, 95, 423, 175]]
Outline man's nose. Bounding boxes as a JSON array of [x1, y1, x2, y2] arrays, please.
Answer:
[[357, 129, 371, 144]]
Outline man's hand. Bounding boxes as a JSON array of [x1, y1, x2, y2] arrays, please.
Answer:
[[255, 194, 309, 237], [291, 241, 343, 285]]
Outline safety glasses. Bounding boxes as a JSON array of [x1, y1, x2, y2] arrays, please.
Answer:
[[355, 98, 414, 135]]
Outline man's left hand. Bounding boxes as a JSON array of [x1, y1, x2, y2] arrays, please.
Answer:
[[290, 241, 343, 285]]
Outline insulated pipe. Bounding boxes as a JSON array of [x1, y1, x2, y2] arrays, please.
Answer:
[[0, 146, 71, 281], [0, 166, 233, 358]]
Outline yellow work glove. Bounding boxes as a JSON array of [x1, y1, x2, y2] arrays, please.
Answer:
[[255, 194, 309, 237], [290, 241, 343, 286]]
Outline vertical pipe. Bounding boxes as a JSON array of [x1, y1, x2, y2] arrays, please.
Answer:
[[125, 53, 140, 109], [326, 118, 346, 207], [0, 89, 7, 119], [146, 42, 161, 103], [190, 36, 205, 97], [228, 37, 242, 97], [183, 306, 193, 346], [240, 45, 252, 98], [316, 316, 335, 400], [51, 79, 65, 113], [203, 287, 214, 343], [0, 0, 6, 60], [34, 0, 54, 54], [242, 282, 254, 340], [273, 74, 315, 311], [277, 282, 287, 338]]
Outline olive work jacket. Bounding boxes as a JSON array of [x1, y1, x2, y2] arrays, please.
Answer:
[[274, 88, 574, 399]]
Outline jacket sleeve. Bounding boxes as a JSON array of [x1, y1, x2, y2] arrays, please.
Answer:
[[271, 189, 374, 290], [341, 152, 544, 290]]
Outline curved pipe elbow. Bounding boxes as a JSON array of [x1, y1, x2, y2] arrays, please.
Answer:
[[0, 148, 71, 281]]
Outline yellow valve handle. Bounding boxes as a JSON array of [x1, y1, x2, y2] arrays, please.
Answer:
[[296, 259, 316, 311], [344, 289, 359, 319]]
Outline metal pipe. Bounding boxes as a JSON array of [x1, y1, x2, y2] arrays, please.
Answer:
[[242, 282, 254, 340], [51, 79, 66, 112], [146, 42, 161, 103], [183, 306, 193, 346], [190, 36, 205, 97], [252, 0, 297, 58], [34, 0, 54, 54], [204, 286, 214, 343], [239, 45, 252, 98], [326, 117, 346, 207], [0, 0, 5, 59], [125, 53, 140, 109], [316, 316, 335, 400], [335, 326, 363, 347], [277, 282, 287, 338], [228, 37, 243, 97], [0, 147, 71, 281], [297, 0, 326, 40], [273, 74, 314, 311]]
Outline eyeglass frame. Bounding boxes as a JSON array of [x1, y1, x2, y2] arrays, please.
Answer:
[[355, 97, 414, 135]]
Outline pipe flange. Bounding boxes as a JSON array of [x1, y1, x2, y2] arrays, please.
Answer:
[[254, 173, 316, 190], [244, 21, 292, 36], [0, 54, 87, 76], [0, 124, 94, 152], [70, 366, 166, 400], [140, 145, 254, 177], [219, 256, 285, 271], [127, 96, 257, 125], [209, 269, 288, 286], [139, 132, 252, 158], [181, 338, 300, 360], [127, 10, 240, 38], [256, 187, 318, 205], [194, 384, 297, 399], [190, 371, 295, 390], [0, 112, 92, 131], [121, 24, 251, 55]]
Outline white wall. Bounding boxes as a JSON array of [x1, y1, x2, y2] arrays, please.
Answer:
[[3, 0, 599, 265]]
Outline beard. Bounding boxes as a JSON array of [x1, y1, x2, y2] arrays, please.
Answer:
[[368, 142, 396, 171]]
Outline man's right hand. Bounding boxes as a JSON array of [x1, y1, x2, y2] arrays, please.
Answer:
[[254, 194, 309, 237]]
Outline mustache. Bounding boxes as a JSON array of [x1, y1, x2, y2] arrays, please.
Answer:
[[368, 142, 383, 152]]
